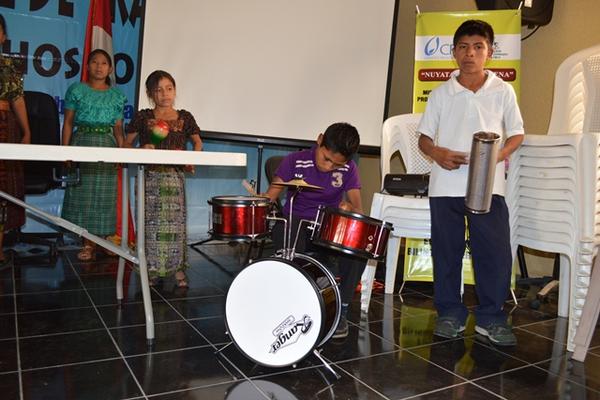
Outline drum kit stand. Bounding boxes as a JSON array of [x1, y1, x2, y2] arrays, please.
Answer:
[[210, 178, 392, 378]]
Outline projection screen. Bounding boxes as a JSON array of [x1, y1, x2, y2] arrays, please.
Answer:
[[139, 0, 396, 148]]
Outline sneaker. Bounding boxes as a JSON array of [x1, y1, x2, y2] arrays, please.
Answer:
[[332, 316, 349, 339], [475, 323, 517, 346], [434, 316, 465, 338]]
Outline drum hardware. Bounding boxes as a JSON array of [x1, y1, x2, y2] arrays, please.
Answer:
[[272, 178, 323, 190]]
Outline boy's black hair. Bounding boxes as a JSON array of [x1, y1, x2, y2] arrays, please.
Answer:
[[453, 19, 494, 47], [0, 14, 6, 35], [320, 122, 360, 160]]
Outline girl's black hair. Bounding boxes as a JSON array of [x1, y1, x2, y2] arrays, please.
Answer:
[[145, 70, 176, 104], [87, 48, 113, 86], [0, 14, 7, 35]]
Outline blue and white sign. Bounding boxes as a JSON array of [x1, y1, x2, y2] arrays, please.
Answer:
[[1, 0, 143, 120]]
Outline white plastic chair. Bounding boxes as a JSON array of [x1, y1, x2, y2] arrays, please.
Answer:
[[548, 44, 600, 135], [506, 132, 600, 351], [360, 113, 428, 311]]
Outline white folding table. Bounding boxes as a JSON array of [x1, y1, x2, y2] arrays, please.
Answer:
[[0, 143, 247, 344]]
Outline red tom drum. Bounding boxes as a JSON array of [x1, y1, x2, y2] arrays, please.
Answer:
[[208, 196, 271, 241], [311, 207, 392, 259]]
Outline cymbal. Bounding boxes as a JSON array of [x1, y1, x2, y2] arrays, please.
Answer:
[[273, 178, 323, 190]]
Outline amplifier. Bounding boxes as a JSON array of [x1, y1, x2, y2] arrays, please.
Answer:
[[383, 174, 429, 196]]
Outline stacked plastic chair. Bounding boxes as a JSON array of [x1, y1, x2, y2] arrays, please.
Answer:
[[508, 43, 600, 352], [506, 133, 598, 351], [360, 113, 429, 311]]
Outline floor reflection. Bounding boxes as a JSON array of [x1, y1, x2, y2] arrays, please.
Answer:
[[0, 244, 599, 399]]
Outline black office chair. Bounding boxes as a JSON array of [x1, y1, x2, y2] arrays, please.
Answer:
[[264, 155, 285, 214], [14, 91, 63, 260]]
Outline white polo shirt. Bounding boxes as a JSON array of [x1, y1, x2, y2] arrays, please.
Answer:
[[418, 70, 524, 197]]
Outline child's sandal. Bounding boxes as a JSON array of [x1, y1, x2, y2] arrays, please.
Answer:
[[175, 271, 188, 288]]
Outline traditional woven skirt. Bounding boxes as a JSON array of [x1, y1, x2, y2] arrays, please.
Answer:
[[144, 166, 188, 277], [61, 126, 117, 236], [0, 109, 25, 232]]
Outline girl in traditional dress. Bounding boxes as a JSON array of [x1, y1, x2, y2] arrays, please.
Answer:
[[61, 49, 126, 261], [0, 14, 31, 266], [124, 70, 202, 287]]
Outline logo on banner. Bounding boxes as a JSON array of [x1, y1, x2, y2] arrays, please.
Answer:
[[423, 36, 453, 58], [269, 314, 313, 354], [417, 36, 454, 60]]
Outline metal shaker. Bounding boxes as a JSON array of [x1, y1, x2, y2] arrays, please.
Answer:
[[465, 132, 501, 214]]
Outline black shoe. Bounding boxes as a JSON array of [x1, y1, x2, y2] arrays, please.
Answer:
[[475, 323, 517, 346], [434, 316, 465, 339], [332, 316, 349, 339]]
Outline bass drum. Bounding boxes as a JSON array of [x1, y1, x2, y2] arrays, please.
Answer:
[[225, 253, 341, 367]]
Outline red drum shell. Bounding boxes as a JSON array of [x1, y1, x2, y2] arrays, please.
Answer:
[[209, 196, 271, 240], [312, 208, 392, 259]]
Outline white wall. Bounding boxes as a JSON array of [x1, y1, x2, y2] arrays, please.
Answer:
[[140, 0, 396, 147]]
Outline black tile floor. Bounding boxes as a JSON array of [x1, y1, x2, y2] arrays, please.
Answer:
[[1, 243, 599, 399]]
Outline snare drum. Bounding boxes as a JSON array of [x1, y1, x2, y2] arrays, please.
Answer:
[[225, 253, 341, 367], [208, 195, 271, 241], [311, 207, 392, 259]]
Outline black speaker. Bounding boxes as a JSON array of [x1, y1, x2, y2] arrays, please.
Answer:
[[476, 0, 554, 27]]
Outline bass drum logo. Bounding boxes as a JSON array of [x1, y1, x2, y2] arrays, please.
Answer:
[[269, 314, 313, 354]]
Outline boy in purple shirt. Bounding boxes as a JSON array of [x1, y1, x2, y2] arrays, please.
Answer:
[[265, 122, 364, 339]]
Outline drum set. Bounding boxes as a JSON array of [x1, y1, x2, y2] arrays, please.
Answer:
[[210, 178, 392, 376]]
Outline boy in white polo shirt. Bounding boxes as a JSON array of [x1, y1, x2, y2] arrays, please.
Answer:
[[417, 19, 524, 346]]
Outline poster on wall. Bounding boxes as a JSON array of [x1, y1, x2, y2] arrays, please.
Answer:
[[412, 9, 521, 113], [0, 0, 143, 121]]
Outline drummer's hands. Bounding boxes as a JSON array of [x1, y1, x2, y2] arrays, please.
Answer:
[[432, 147, 469, 170], [338, 200, 352, 212], [184, 165, 195, 174]]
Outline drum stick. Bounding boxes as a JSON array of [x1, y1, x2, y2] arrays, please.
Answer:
[[242, 179, 257, 195]]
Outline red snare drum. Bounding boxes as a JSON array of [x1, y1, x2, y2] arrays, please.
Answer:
[[311, 207, 392, 259], [209, 196, 271, 241]]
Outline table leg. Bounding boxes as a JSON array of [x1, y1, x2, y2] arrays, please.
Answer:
[[116, 165, 128, 304], [137, 165, 155, 343]]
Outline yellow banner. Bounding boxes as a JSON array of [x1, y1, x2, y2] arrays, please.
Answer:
[[404, 237, 475, 284], [403, 237, 516, 288], [413, 10, 521, 113]]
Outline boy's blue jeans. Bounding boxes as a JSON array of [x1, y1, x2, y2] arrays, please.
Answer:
[[429, 195, 512, 327]]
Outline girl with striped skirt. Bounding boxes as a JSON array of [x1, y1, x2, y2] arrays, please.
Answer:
[[124, 70, 202, 287], [61, 49, 126, 261]]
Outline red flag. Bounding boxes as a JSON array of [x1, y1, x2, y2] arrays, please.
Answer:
[[81, 0, 115, 83], [82, 0, 135, 246]]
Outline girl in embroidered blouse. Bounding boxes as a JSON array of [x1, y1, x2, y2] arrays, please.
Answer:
[[124, 70, 202, 288], [61, 49, 126, 261], [0, 14, 32, 266]]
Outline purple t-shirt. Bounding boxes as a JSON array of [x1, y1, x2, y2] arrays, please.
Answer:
[[276, 147, 361, 220]]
